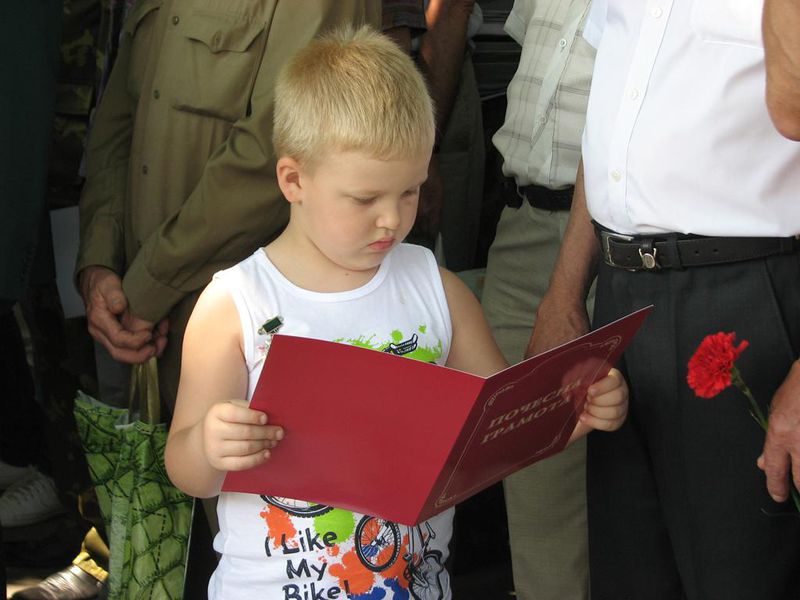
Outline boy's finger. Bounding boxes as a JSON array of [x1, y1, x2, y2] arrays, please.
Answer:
[[582, 402, 626, 421], [220, 449, 271, 472], [265, 425, 284, 441], [221, 439, 280, 458], [224, 422, 284, 442], [586, 386, 627, 408], [579, 414, 616, 432], [587, 368, 624, 397], [221, 400, 269, 425]]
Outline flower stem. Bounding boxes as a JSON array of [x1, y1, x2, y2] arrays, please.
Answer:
[[732, 367, 768, 431]]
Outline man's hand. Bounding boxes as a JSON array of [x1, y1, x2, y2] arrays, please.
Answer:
[[525, 294, 591, 359], [202, 400, 284, 472], [121, 311, 169, 359], [525, 160, 598, 361], [411, 154, 444, 246], [79, 265, 161, 364], [758, 360, 800, 503]]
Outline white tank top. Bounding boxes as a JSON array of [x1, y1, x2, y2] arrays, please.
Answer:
[[208, 243, 455, 600]]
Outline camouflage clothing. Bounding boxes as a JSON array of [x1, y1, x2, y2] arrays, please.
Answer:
[[50, 0, 138, 210], [49, 0, 100, 209]]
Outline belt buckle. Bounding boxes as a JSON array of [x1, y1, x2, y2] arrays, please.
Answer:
[[638, 247, 659, 270], [600, 230, 634, 269]]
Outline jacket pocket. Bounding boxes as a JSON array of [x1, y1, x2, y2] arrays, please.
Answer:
[[123, 0, 163, 99], [170, 11, 266, 122], [690, 0, 763, 49]]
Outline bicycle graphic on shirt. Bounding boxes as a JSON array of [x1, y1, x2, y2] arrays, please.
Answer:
[[261, 496, 333, 517], [261, 496, 445, 599], [354, 516, 444, 600]]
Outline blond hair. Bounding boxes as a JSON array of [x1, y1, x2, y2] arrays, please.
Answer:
[[273, 26, 435, 166]]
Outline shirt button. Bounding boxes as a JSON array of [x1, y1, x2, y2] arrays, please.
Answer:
[[537, 115, 547, 125], [172, 15, 180, 25], [651, 6, 663, 18], [142, 164, 149, 175], [153, 89, 160, 100], [558, 38, 568, 49], [611, 169, 622, 182], [628, 88, 639, 101]]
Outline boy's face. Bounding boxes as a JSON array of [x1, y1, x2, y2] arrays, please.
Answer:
[[291, 149, 430, 273]]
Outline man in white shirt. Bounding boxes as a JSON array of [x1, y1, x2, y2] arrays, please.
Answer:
[[482, 1, 595, 597], [530, 1, 800, 598]]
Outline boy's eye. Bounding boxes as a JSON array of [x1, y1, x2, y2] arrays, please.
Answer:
[[352, 196, 377, 205], [403, 188, 420, 198]]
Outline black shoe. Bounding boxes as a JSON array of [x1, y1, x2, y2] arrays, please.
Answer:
[[11, 564, 104, 600]]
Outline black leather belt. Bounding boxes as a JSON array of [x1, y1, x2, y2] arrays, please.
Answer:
[[501, 177, 574, 212], [596, 226, 800, 271]]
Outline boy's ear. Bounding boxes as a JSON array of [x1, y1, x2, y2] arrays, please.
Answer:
[[276, 156, 305, 204]]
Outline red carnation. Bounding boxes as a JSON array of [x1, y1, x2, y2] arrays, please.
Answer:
[[687, 332, 749, 399], [687, 332, 799, 513]]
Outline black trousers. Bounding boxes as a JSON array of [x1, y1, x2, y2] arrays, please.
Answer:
[[589, 251, 800, 600], [0, 309, 43, 468]]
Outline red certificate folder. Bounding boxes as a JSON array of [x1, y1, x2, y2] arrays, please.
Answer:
[[223, 306, 651, 525]]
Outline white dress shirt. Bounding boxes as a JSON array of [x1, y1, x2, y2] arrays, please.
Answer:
[[582, 0, 800, 237]]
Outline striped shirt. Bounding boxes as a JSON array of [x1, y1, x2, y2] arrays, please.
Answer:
[[492, 0, 595, 189], [381, 0, 426, 33]]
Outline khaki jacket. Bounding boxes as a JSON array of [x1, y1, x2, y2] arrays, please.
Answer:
[[77, 0, 380, 322]]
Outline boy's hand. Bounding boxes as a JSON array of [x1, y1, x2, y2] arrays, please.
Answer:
[[203, 399, 284, 472], [570, 368, 629, 441]]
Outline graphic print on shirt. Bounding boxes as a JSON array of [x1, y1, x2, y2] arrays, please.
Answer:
[[259, 500, 446, 600], [262, 497, 334, 517], [257, 326, 446, 600], [336, 326, 443, 365], [355, 515, 445, 600]]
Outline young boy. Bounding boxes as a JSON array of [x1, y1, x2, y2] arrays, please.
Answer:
[[165, 26, 628, 599]]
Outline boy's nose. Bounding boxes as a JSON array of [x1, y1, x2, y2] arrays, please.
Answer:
[[376, 203, 401, 230]]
